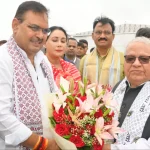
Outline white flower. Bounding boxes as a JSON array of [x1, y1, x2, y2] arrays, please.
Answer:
[[53, 91, 70, 113]]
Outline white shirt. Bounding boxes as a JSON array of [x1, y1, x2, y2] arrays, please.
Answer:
[[0, 44, 58, 149]]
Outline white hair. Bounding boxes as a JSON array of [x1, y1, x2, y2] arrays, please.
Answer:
[[125, 37, 150, 54]]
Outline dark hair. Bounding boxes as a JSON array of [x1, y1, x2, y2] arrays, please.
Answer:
[[47, 26, 68, 40], [14, 1, 49, 22], [136, 27, 150, 38], [0, 40, 7, 45], [77, 42, 85, 48], [68, 37, 77, 42], [90, 47, 95, 53], [79, 39, 88, 46], [93, 16, 115, 33]]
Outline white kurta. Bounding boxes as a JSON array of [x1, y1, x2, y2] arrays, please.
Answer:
[[0, 44, 58, 149]]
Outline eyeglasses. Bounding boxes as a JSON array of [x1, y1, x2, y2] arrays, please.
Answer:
[[27, 24, 50, 34], [124, 55, 150, 64], [17, 18, 50, 34], [94, 30, 112, 35]]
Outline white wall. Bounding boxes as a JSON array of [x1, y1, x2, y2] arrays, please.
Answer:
[[113, 33, 135, 53]]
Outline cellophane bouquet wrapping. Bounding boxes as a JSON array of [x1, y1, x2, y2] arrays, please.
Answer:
[[45, 77, 123, 150]]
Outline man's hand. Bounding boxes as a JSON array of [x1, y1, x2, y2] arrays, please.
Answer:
[[102, 144, 111, 150], [46, 139, 60, 150]]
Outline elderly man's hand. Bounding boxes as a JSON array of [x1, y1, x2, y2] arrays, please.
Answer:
[[102, 144, 111, 150], [46, 139, 61, 150]]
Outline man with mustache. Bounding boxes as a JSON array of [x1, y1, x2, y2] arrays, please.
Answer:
[[0, 1, 60, 150], [103, 37, 150, 150], [79, 16, 124, 86]]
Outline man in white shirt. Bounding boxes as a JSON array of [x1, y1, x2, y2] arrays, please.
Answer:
[[0, 1, 60, 150], [103, 37, 150, 149]]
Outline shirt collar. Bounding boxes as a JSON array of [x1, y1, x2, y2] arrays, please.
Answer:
[[64, 55, 76, 64], [96, 47, 111, 58], [73, 57, 76, 63], [125, 77, 146, 88], [16, 44, 45, 66]]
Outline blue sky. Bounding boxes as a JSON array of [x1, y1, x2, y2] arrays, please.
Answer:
[[1, 0, 150, 40]]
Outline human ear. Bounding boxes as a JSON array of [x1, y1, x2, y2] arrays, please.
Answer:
[[12, 18, 20, 34]]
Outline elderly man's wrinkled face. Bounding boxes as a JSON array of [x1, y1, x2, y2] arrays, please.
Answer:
[[124, 41, 150, 87]]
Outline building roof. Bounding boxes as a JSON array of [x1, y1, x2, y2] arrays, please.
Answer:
[[72, 24, 150, 37]]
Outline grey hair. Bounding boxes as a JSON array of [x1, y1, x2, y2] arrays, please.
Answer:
[[125, 37, 150, 54]]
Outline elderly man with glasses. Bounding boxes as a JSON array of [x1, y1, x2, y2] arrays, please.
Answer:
[[79, 16, 124, 87], [0, 1, 60, 150], [103, 37, 150, 150]]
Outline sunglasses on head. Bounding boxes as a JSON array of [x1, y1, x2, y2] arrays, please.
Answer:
[[124, 55, 150, 64]]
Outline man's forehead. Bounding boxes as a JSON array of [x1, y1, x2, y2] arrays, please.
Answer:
[[23, 11, 48, 24], [68, 40, 77, 45], [126, 41, 150, 53], [95, 22, 111, 28]]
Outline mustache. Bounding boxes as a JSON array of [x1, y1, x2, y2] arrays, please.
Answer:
[[31, 37, 43, 43], [98, 38, 107, 41]]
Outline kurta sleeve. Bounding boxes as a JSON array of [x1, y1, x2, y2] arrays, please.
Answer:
[[0, 54, 32, 146]]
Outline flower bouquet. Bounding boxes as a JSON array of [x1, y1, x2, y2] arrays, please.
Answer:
[[47, 77, 123, 150]]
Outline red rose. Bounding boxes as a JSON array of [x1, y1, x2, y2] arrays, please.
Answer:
[[70, 126, 84, 136], [75, 99, 79, 107], [58, 107, 64, 114], [53, 110, 64, 123], [75, 94, 88, 106], [94, 109, 103, 118], [79, 113, 90, 119], [77, 93, 87, 102], [93, 139, 104, 150], [55, 124, 70, 136], [108, 111, 114, 117], [90, 125, 95, 135], [69, 135, 85, 148]]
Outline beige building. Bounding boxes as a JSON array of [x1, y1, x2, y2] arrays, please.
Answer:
[[72, 24, 150, 53]]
